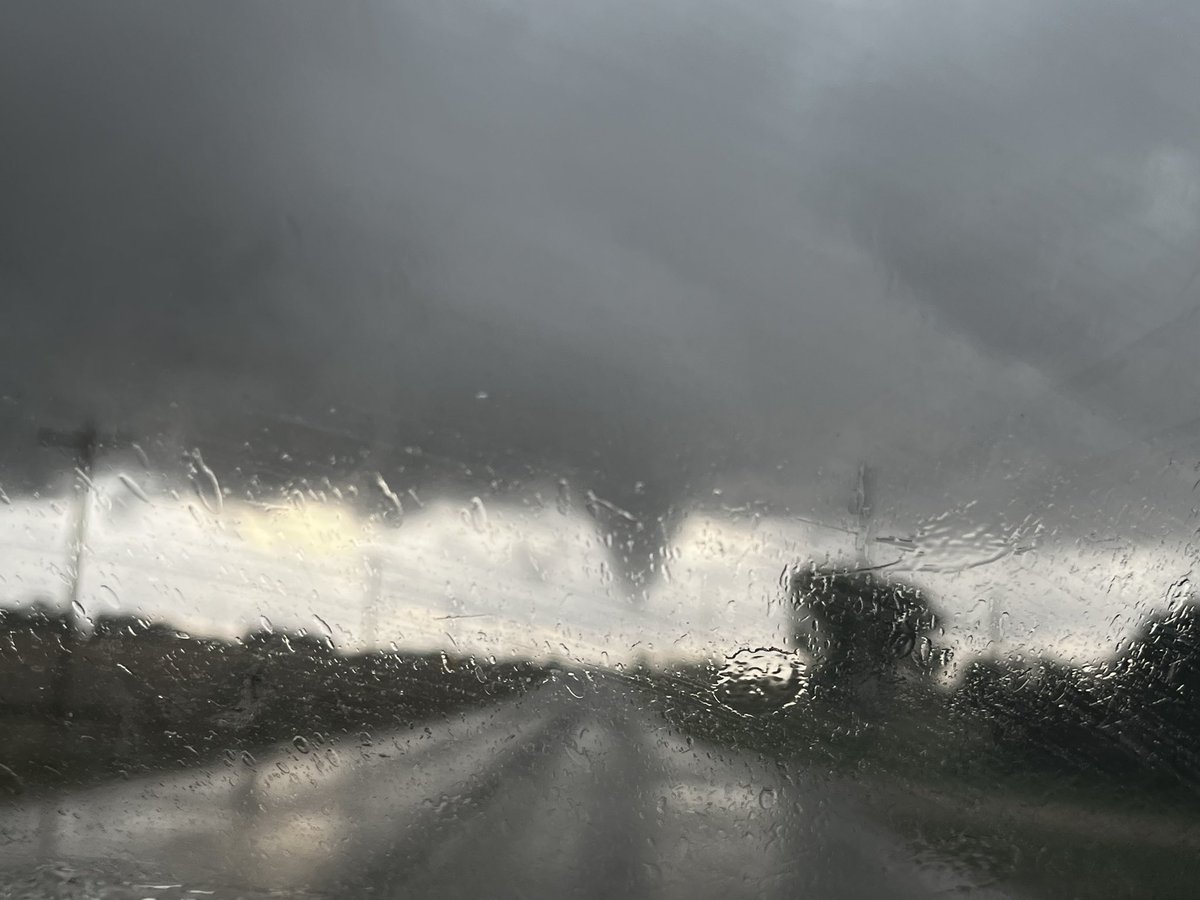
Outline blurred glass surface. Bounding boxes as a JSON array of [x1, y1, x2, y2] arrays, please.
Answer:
[[3, 2, 1200, 897]]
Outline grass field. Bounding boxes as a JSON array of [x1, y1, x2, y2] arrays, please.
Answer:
[[633, 665, 1200, 899], [0, 617, 548, 796]]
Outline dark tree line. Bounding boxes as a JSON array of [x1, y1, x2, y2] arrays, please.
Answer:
[[0, 602, 547, 794], [959, 600, 1200, 788], [785, 562, 1200, 790]]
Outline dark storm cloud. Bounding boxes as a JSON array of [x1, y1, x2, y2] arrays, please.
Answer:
[[802, 1, 1200, 368], [3, 0, 1200, 557]]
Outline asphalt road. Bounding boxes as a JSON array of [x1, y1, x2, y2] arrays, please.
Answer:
[[0, 679, 1013, 899]]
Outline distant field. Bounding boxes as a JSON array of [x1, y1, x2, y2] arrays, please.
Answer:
[[633, 666, 1200, 899], [0, 616, 548, 795]]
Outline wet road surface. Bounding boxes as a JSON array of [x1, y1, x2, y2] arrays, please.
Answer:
[[0, 679, 1013, 899]]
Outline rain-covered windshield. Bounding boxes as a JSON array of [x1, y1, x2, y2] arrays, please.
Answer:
[[3, 2, 1200, 898]]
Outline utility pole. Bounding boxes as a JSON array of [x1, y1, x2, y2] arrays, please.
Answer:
[[988, 597, 1003, 655], [850, 463, 874, 566], [36, 422, 131, 860], [40, 423, 132, 714]]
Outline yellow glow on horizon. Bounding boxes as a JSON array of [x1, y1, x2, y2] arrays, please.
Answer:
[[232, 500, 362, 559]]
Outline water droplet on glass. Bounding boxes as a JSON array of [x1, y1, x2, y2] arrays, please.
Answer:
[[292, 735, 311, 754], [98, 584, 121, 611], [186, 449, 222, 514], [915, 635, 933, 666], [468, 496, 488, 532], [374, 473, 404, 521], [713, 648, 808, 713], [890, 627, 917, 659], [118, 473, 152, 504]]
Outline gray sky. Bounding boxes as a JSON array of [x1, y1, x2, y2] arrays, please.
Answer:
[[3, 1, 1200, 611]]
